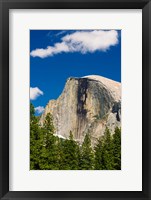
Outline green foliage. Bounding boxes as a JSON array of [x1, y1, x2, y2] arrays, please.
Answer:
[[30, 103, 35, 121], [94, 127, 121, 170], [30, 103, 121, 170], [38, 113, 60, 170], [112, 127, 121, 170], [80, 133, 94, 170], [43, 113, 55, 135], [101, 128, 114, 169], [30, 103, 42, 169], [60, 131, 80, 170], [39, 135, 61, 170], [94, 137, 103, 170]]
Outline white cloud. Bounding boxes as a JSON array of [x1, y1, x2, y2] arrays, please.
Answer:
[[35, 106, 45, 114], [30, 42, 69, 58], [30, 87, 43, 100], [63, 30, 118, 53], [30, 30, 119, 58]]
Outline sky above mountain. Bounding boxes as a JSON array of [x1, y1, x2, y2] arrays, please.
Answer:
[[30, 30, 121, 115]]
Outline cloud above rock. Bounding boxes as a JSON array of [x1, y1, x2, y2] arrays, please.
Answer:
[[35, 106, 45, 114], [30, 30, 119, 58]]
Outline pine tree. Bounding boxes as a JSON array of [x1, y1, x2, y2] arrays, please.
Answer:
[[94, 137, 103, 170], [80, 133, 94, 170], [101, 128, 114, 170], [60, 131, 80, 170], [113, 127, 121, 170], [30, 103, 42, 169], [39, 113, 61, 170], [30, 103, 35, 121], [30, 103, 121, 170], [43, 113, 55, 135]]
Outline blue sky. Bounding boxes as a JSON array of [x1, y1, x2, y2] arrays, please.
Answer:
[[30, 30, 121, 115]]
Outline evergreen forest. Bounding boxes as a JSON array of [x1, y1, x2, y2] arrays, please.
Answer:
[[30, 103, 121, 170]]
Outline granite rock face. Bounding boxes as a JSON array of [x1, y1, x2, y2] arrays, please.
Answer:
[[40, 75, 121, 144]]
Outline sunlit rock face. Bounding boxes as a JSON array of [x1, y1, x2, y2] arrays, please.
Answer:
[[40, 75, 121, 144]]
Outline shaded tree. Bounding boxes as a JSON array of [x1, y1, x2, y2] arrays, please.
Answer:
[[39, 113, 60, 170], [30, 104, 121, 170], [80, 133, 94, 170], [30, 103, 42, 169], [101, 128, 115, 170], [113, 127, 121, 170], [94, 137, 103, 170], [60, 131, 80, 170]]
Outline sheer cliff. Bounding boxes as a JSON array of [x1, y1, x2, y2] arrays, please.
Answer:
[[40, 75, 121, 144]]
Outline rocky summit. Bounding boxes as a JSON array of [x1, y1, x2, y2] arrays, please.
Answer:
[[40, 75, 121, 144]]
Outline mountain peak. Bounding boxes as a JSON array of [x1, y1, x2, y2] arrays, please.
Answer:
[[83, 75, 121, 102], [40, 75, 121, 144]]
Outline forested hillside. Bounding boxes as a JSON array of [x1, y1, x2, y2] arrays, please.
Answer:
[[30, 103, 121, 170]]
